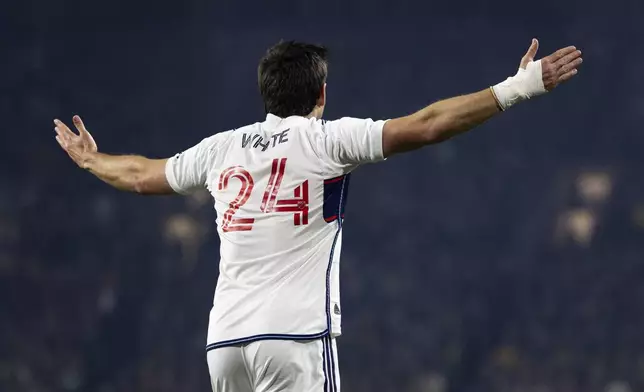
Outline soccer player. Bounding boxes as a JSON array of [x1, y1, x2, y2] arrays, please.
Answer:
[[54, 39, 582, 392]]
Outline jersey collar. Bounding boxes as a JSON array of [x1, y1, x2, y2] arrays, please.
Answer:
[[265, 113, 283, 127], [265, 113, 313, 128]]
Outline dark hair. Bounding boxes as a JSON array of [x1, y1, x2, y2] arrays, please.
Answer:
[[258, 41, 328, 118]]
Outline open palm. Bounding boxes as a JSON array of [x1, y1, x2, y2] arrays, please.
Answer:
[[519, 39, 582, 91], [55, 115, 98, 167]]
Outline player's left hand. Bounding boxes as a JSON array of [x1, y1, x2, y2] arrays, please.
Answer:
[[520, 39, 583, 91], [54, 115, 98, 168]]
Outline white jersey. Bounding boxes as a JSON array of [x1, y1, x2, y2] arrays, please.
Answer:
[[165, 114, 387, 350]]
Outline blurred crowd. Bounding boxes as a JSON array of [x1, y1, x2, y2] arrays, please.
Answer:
[[3, 1, 644, 391], [3, 144, 644, 392]]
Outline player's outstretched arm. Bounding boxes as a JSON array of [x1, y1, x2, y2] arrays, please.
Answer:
[[382, 39, 582, 156], [54, 115, 174, 195]]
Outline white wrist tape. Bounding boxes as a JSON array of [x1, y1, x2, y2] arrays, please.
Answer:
[[491, 60, 546, 110]]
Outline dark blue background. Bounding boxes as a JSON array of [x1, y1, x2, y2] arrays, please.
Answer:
[[2, 1, 644, 391]]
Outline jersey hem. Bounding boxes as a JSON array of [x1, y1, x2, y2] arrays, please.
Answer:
[[205, 330, 330, 351]]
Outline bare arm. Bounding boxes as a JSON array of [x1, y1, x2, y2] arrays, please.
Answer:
[[383, 39, 583, 157], [81, 153, 171, 194], [383, 88, 500, 155], [54, 116, 174, 195]]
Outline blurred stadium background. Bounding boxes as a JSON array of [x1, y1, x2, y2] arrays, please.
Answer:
[[2, 1, 644, 391]]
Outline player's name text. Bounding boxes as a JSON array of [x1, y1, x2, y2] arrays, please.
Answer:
[[241, 129, 290, 151]]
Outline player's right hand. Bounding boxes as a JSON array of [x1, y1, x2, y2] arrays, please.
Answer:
[[520, 39, 583, 91], [54, 115, 98, 168]]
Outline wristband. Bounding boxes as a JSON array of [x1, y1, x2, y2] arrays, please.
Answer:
[[491, 60, 546, 110]]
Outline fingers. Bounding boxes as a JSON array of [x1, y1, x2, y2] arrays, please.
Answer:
[[54, 135, 74, 158], [539, 44, 583, 91], [554, 49, 582, 69], [73, 115, 88, 135], [54, 119, 77, 140], [558, 68, 578, 83], [73, 115, 98, 150], [548, 46, 577, 62], [55, 135, 81, 165], [54, 115, 98, 151], [55, 135, 66, 148], [54, 124, 73, 147], [55, 132, 72, 152], [520, 38, 540, 69], [560, 57, 583, 73]]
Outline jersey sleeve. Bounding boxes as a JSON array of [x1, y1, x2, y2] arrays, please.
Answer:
[[321, 117, 387, 172], [165, 135, 219, 194]]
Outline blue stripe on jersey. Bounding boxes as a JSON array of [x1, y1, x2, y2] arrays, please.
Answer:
[[323, 174, 351, 223], [325, 175, 349, 333], [325, 228, 341, 332], [205, 330, 328, 351]]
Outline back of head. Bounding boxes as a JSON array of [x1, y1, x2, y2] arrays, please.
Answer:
[[258, 41, 328, 118]]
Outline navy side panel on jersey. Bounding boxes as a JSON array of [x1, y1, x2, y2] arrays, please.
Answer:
[[323, 174, 351, 223]]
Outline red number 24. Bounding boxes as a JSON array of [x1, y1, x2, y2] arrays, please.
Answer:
[[217, 158, 309, 232]]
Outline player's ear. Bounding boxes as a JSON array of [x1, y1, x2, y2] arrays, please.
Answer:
[[316, 83, 326, 108]]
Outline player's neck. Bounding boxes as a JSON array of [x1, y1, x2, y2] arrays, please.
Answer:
[[307, 107, 323, 120]]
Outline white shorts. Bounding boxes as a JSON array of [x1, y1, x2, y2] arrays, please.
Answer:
[[207, 336, 340, 392]]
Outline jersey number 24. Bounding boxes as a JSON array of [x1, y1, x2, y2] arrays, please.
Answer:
[[218, 158, 309, 232]]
